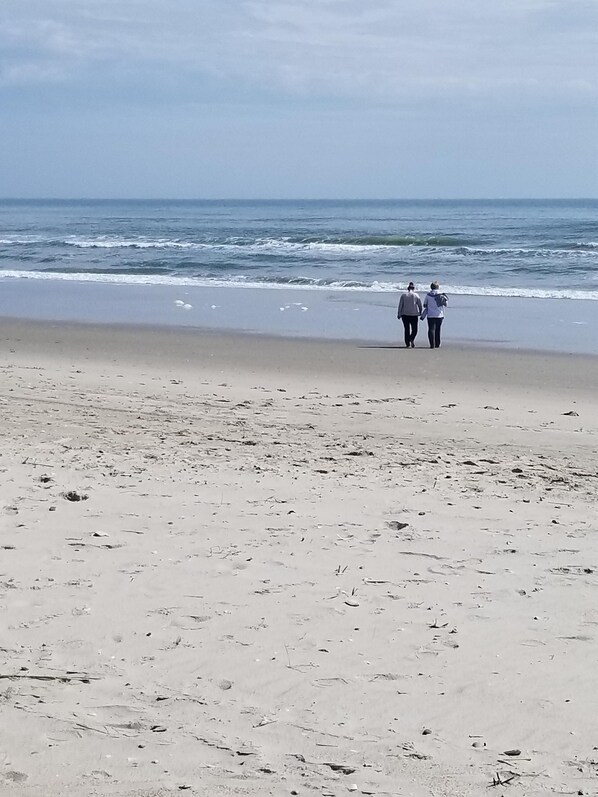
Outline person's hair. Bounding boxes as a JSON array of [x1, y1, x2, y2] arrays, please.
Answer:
[[407, 281, 415, 291], [430, 281, 439, 290]]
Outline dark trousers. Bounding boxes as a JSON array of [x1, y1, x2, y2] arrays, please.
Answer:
[[427, 317, 443, 348], [401, 315, 419, 346]]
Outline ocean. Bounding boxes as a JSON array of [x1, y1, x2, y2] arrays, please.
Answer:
[[1, 198, 597, 300]]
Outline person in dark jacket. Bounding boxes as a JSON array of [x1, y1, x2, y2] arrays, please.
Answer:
[[397, 282, 423, 348]]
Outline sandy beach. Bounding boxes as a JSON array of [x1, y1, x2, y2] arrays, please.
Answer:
[[2, 318, 598, 797]]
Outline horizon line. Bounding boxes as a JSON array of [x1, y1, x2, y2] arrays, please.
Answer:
[[1, 196, 598, 203]]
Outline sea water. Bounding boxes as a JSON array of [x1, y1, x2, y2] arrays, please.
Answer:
[[0, 199, 597, 352]]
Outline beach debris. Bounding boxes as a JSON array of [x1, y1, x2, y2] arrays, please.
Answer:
[[67, 541, 124, 549], [563, 410, 579, 416], [400, 742, 430, 760], [422, 728, 432, 735], [0, 672, 96, 682], [218, 679, 233, 690], [484, 405, 501, 410], [174, 300, 185, 306], [313, 677, 349, 687], [387, 521, 409, 531], [2, 772, 28, 783], [62, 490, 88, 502], [489, 770, 520, 787], [347, 450, 374, 456], [254, 716, 276, 728], [344, 600, 359, 607], [37, 474, 53, 484], [22, 458, 55, 467], [402, 550, 445, 560], [503, 749, 521, 757], [549, 566, 594, 575], [323, 762, 356, 774], [236, 746, 257, 756]]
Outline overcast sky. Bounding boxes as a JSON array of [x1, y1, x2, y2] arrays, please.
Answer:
[[2, 0, 597, 198]]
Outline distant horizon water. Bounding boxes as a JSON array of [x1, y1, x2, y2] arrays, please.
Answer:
[[2, 196, 598, 200], [1, 198, 598, 302]]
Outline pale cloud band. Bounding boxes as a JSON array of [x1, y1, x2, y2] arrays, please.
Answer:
[[2, 0, 597, 104]]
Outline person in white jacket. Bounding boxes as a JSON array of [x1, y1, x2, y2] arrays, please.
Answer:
[[397, 282, 423, 348], [422, 281, 448, 349]]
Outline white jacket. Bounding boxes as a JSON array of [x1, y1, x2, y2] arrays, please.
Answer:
[[423, 290, 447, 319]]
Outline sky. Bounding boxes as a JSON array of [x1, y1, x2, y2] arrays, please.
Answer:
[[1, 0, 598, 198]]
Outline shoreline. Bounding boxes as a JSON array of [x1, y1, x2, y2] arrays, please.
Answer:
[[1, 278, 598, 355]]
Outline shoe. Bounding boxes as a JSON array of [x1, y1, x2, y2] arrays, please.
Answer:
[[411, 343, 415, 348]]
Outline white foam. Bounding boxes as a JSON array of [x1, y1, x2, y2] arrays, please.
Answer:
[[70, 238, 199, 250], [2, 269, 598, 301]]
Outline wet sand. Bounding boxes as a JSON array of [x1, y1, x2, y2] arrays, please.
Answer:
[[1, 278, 598, 354]]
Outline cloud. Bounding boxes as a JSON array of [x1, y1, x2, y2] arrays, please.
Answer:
[[1, 0, 597, 107]]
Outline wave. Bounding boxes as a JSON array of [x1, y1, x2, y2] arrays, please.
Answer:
[[453, 245, 598, 259], [289, 234, 466, 247], [0, 234, 467, 249], [2, 268, 598, 301], [2, 235, 598, 257]]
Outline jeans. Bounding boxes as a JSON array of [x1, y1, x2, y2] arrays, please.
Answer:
[[427, 317, 443, 348], [401, 315, 419, 346]]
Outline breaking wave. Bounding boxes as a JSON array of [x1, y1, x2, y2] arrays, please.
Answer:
[[1, 268, 597, 301]]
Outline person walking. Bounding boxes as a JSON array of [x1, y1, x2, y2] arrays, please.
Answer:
[[422, 281, 448, 349], [397, 282, 423, 348]]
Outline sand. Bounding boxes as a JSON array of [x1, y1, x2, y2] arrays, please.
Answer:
[[1, 318, 598, 797]]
